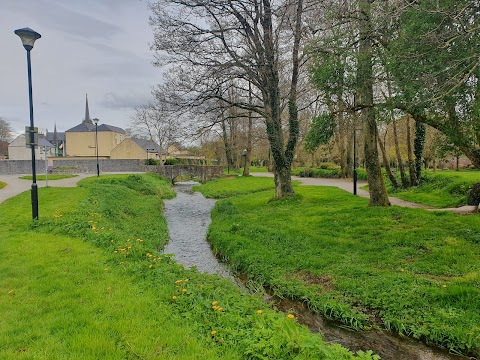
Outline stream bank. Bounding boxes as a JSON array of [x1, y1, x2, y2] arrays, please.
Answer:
[[162, 182, 472, 360]]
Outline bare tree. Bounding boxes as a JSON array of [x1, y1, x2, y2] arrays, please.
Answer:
[[149, 0, 307, 198], [0, 117, 14, 143]]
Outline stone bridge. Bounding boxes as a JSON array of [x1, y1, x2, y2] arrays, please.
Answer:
[[150, 165, 224, 183]]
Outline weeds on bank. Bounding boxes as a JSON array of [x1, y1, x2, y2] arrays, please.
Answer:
[[0, 173, 377, 359], [0, 180, 6, 189], [200, 177, 480, 356]]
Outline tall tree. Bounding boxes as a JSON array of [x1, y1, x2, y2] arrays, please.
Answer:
[[356, 0, 390, 206], [149, 0, 306, 198], [388, 0, 480, 168]]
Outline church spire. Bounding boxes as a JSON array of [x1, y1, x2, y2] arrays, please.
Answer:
[[84, 93, 92, 124]]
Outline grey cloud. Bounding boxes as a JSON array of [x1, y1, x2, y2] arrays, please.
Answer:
[[99, 92, 150, 110], [6, 0, 121, 40]]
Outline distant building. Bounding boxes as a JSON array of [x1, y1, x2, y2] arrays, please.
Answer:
[[167, 144, 205, 161], [110, 138, 162, 160], [45, 122, 65, 157], [8, 134, 54, 160], [65, 94, 125, 158]]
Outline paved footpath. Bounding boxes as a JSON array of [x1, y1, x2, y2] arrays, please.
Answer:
[[0, 174, 95, 205], [251, 172, 477, 214]]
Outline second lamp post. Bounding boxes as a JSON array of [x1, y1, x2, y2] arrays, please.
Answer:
[[93, 118, 100, 176]]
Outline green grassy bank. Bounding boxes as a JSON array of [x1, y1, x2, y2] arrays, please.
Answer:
[[0, 173, 376, 359], [198, 176, 480, 356], [386, 170, 479, 208]]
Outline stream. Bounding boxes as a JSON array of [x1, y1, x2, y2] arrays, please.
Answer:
[[162, 182, 472, 360]]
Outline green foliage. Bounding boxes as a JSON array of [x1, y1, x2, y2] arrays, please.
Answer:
[[205, 177, 480, 356], [146, 158, 161, 165], [0, 181, 6, 189], [304, 113, 335, 153], [467, 183, 480, 206], [19, 174, 78, 181], [164, 158, 180, 165], [0, 174, 374, 359], [291, 166, 368, 181]]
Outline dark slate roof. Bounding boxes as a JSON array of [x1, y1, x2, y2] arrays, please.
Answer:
[[98, 124, 125, 134], [66, 121, 96, 132], [130, 138, 160, 152], [45, 131, 65, 142], [66, 122, 125, 134], [39, 137, 54, 148]]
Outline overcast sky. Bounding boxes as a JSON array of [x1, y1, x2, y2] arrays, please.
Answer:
[[1, 0, 163, 135]]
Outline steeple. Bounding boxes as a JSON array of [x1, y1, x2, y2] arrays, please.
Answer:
[[53, 121, 57, 142], [84, 93, 93, 124]]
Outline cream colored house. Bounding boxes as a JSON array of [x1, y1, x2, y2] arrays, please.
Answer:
[[8, 134, 55, 160], [110, 138, 161, 160], [65, 120, 125, 158]]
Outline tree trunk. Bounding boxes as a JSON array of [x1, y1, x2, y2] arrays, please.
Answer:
[[221, 119, 234, 171], [357, 0, 390, 206], [392, 118, 409, 187], [378, 135, 399, 188], [414, 121, 426, 182], [243, 82, 253, 177], [406, 115, 417, 185]]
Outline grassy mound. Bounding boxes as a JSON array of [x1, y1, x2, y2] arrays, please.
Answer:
[[200, 177, 480, 356]]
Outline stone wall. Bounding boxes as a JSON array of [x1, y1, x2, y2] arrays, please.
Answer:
[[0, 159, 224, 180], [0, 160, 47, 175]]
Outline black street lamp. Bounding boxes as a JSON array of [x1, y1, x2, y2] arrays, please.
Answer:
[[15, 27, 41, 220], [93, 118, 99, 176], [353, 127, 357, 195]]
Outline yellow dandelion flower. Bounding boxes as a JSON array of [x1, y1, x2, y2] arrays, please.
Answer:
[[184, 279, 189, 282], [181, 288, 187, 293], [211, 330, 217, 335], [287, 314, 295, 319], [257, 310, 263, 315], [172, 296, 177, 300], [217, 307, 223, 312], [212, 301, 218, 306], [212, 306, 218, 310], [175, 280, 183, 284], [149, 264, 153, 268]]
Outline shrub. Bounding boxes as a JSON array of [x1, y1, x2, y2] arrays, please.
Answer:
[[146, 158, 161, 165], [467, 183, 480, 207], [164, 158, 180, 165]]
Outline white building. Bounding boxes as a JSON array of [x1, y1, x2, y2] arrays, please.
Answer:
[[8, 134, 55, 160]]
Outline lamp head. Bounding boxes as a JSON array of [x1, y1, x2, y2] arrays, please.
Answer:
[[242, 149, 247, 156], [93, 118, 99, 125], [14, 27, 41, 51]]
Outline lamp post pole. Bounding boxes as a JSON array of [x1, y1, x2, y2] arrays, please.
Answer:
[[93, 118, 99, 176], [15, 27, 41, 220], [353, 127, 357, 196]]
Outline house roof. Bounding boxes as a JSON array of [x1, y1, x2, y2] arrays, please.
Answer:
[[66, 121, 96, 132], [66, 121, 125, 134], [45, 131, 65, 142], [130, 138, 161, 152], [38, 136, 54, 148]]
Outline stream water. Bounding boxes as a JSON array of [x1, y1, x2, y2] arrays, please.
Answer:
[[162, 182, 472, 360]]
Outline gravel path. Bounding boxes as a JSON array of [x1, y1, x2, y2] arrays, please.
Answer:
[[251, 172, 477, 214]]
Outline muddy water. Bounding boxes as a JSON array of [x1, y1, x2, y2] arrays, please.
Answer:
[[162, 182, 473, 360]]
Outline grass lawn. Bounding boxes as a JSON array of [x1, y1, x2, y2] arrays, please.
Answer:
[[193, 176, 277, 198], [19, 174, 78, 181], [0, 173, 376, 360], [197, 177, 480, 356], [387, 170, 480, 208], [0, 181, 6, 189]]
